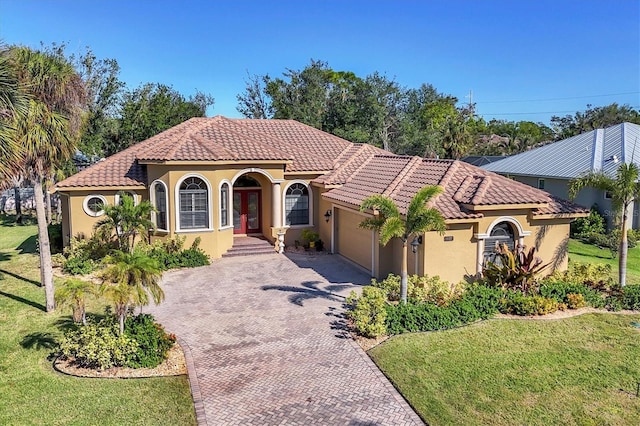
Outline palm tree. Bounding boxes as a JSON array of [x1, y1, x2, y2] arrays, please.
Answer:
[[100, 251, 164, 334], [359, 185, 446, 303], [0, 45, 28, 184], [6, 46, 85, 312], [570, 162, 640, 287], [95, 193, 155, 252], [55, 278, 97, 325]]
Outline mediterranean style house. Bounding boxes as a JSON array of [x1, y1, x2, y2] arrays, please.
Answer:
[[54, 116, 587, 283]]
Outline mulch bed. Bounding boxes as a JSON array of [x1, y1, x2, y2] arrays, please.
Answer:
[[53, 342, 187, 378]]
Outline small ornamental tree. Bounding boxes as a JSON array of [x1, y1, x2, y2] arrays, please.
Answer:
[[359, 186, 446, 304]]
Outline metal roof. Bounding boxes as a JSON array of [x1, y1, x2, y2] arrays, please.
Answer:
[[482, 123, 640, 179]]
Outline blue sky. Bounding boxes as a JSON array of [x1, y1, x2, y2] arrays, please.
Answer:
[[1, 0, 638, 124]]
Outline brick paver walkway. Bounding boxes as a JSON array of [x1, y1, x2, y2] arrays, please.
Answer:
[[148, 253, 423, 425]]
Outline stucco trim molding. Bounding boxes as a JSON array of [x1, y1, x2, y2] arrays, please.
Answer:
[[475, 216, 531, 240], [231, 168, 283, 184]]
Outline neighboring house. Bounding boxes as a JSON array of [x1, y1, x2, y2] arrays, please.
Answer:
[[482, 122, 640, 229], [461, 155, 507, 167], [54, 116, 587, 283]]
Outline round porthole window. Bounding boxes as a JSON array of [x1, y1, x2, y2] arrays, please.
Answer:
[[83, 195, 107, 217]]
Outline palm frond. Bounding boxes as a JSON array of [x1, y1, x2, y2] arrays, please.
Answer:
[[379, 216, 405, 245]]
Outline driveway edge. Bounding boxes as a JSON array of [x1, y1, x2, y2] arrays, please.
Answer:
[[344, 333, 425, 425], [178, 337, 208, 426]]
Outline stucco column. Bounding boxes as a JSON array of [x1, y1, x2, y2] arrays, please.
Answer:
[[272, 182, 282, 228], [476, 237, 484, 274]]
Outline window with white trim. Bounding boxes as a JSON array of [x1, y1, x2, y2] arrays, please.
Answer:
[[220, 182, 229, 227], [83, 195, 107, 217], [483, 222, 516, 264], [285, 183, 309, 226], [115, 191, 137, 206], [179, 177, 209, 229], [153, 182, 168, 231]]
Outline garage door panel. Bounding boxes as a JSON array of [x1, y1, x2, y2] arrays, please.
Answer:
[[336, 208, 372, 270]]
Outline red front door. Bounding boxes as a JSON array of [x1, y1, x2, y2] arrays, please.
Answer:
[[233, 190, 261, 234]]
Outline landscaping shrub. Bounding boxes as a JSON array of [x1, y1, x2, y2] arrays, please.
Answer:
[[539, 281, 606, 308], [620, 284, 640, 310], [546, 262, 613, 291], [481, 244, 548, 295], [62, 256, 95, 276], [370, 273, 465, 305], [143, 236, 209, 270], [384, 284, 502, 335], [124, 314, 176, 368], [566, 293, 587, 309], [499, 293, 558, 316], [58, 317, 138, 370], [570, 207, 605, 238], [346, 287, 388, 338]]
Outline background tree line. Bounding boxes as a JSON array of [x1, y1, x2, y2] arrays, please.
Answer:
[[237, 59, 640, 159]]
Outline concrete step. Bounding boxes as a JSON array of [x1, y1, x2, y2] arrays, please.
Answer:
[[222, 237, 275, 257]]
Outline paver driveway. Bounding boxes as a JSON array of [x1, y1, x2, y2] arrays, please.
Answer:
[[148, 253, 423, 425]]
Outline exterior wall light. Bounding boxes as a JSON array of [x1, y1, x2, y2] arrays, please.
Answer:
[[324, 209, 332, 222]]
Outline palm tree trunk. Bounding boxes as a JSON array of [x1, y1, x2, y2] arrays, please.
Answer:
[[14, 185, 22, 224], [45, 184, 52, 225], [401, 239, 408, 304], [33, 178, 55, 311], [620, 210, 629, 287]]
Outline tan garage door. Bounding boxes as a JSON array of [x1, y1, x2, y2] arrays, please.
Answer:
[[336, 208, 372, 271]]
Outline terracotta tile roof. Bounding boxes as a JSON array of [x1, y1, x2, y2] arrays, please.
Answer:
[[56, 117, 357, 189], [323, 156, 588, 221], [313, 143, 390, 185]]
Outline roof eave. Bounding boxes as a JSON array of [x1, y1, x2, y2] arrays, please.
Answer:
[[461, 202, 548, 211]]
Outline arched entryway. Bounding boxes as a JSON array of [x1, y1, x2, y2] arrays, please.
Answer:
[[233, 175, 261, 235]]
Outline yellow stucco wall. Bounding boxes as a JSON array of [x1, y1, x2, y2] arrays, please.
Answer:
[[330, 206, 573, 284], [60, 163, 332, 259], [423, 223, 477, 283]]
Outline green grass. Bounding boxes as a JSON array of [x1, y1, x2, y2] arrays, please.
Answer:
[[0, 216, 196, 425], [370, 314, 640, 425], [568, 238, 640, 284]]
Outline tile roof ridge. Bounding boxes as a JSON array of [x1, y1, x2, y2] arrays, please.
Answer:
[[453, 175, 474, 202], [382, 156, 423, 198], [437, 159, 461, 189], [470, 175, 492, 204]]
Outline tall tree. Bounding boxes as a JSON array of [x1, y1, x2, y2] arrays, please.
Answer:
[[8, 46, 86, 312], [551, 103, 640, 140], [106, 83, 213, 155], [236, 72, 272, 119], [569, 162, 640, 287], [359, 186, 446, 304], [75, 48, 124, 157], [0, 45, 28, 182]]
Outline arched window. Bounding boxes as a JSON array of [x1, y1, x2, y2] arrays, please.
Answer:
[[285, 183, 309, 226], [220, 182, 229, 228], [179, 177, 209, 229], [152, 182, 168, 231], [483, 222, 516, 263]]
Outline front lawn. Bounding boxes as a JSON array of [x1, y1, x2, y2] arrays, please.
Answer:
[[568, 238, 640, 284], [0, 218, 196, 425], [369, 314, 640, 425]]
